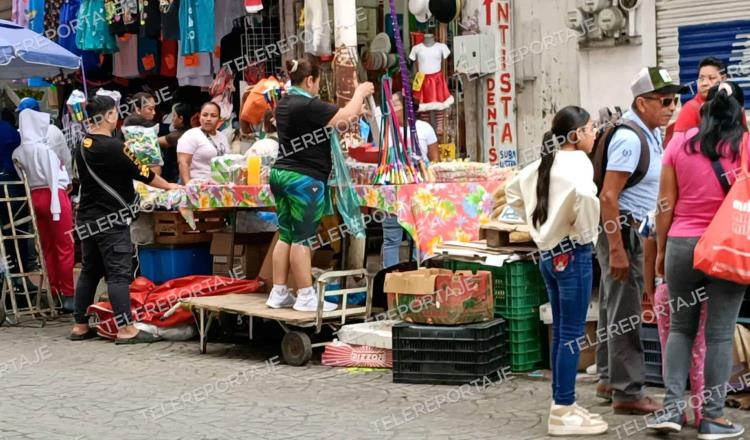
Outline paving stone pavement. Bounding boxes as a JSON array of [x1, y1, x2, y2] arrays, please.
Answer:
[[1, 317, 749, 440]]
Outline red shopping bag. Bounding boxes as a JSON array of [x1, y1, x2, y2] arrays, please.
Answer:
[[694, 135, 750, 283]]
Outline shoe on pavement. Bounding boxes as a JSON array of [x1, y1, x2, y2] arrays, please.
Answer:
[[548, 404, 608, 436], [646, 409, 683, 434], [293, 291, 337, 312], [265, 287, 295, 309], [595, 383, 613, 402], [612, 396, 661, 415], [697, 419, 744, 440]]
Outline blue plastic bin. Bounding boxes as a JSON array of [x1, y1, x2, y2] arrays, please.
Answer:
[[325, 282, 367, 306], [138, 244, 213, 284]]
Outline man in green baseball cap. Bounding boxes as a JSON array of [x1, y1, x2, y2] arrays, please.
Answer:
[[595, 66, 687, 415]]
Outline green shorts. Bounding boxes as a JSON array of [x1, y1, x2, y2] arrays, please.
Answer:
[[269, 168, 326, 246]]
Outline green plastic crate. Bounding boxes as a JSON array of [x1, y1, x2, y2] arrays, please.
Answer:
[[448, 260, 508, 314], [508, 315, 543, 372], [511, 349, 542, 372]]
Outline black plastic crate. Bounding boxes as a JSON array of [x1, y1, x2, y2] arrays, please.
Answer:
[[393, 319, 506, 342], [393, 354, 510, 385], [394, 336, 507, 364], [642, 324, 664, 386], [393, 319, 509, 385], [646, 362, 664, 386]]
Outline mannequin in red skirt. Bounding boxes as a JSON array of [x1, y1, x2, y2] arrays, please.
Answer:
[[409, 33, 454, 112]]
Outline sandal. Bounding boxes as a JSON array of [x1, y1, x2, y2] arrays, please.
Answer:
[[68, 329, 98, 341], [114, 330, 162, 345]]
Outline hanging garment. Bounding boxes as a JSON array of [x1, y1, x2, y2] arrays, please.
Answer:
[[160, 0, 181, 40], [105, 0, 139, 35], [176, 41, 214, 87], [137, 36, 160, 75], [215, 0, 245, 43], [179, 0, 215, 55], [160, 39, 178, 76], [77, 0, 118, 53], [112, 34, 139, 78], [138, 0, 161, 38], [409, 42, 454, 111], [12, 0, 30, 27], [27, 0, 44, 32], [44, 0, 62, 38], [304, 0, 332, 56]]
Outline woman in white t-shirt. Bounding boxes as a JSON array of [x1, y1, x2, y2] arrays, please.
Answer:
[[176, 102, 229, 183]]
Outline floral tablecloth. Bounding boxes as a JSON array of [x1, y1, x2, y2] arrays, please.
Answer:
[[354, 182, 506, 258], [147, 177, 507, 258]]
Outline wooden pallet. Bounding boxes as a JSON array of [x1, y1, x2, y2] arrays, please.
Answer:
[[153, 211, 226, 245]]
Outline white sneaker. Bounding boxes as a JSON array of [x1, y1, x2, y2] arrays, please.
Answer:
[[551, 402, 602, 420], [265, 287, 295, 309], [548, 404, 608, 436], [293, 291, 338, 312]]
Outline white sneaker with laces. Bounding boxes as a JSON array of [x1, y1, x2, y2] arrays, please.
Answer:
[[293, 289, 338, 312], [265, 287, 295, 309], [548, 403, 608, 436], [551, 402, 602, 420]]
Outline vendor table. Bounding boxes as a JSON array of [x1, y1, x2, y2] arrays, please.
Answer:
[[176, 180, 506, 259]]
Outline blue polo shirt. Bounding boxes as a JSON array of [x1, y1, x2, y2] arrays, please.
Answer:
[[606, 110, 663, 221]]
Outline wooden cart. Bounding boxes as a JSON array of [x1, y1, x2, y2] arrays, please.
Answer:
[[180, 269, 372, 366]]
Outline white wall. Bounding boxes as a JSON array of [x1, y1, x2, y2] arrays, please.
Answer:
[[512, 0, 581, 166], [578, 1, 657, 112]]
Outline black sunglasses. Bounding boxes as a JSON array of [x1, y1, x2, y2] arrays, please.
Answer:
[[641, 96, 680, 107]]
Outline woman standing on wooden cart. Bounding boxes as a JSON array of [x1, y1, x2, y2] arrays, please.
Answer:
[[265, 57, 374, 312], [504, 106, 607, 436]]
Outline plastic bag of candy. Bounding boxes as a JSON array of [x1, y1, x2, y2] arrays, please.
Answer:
[[210, 154, 247, 184], [122, 125, 163, 166]]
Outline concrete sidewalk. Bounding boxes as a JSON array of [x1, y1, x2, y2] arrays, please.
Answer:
[[0, 317, 747, 440]]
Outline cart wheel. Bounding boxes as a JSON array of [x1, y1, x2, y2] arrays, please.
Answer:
[[281, 331, 312, 366]]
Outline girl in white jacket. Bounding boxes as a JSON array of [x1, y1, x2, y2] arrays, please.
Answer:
[[505, 106, 605, 436], [14, 109, 74, 312]]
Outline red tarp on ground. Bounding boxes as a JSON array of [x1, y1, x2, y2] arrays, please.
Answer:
[[87, 275, 263, 339]]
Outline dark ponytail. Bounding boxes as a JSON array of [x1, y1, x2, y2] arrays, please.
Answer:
[[532, 106, 591, 228], [687, 81, 746, 161], [286, 57, 320, 85]]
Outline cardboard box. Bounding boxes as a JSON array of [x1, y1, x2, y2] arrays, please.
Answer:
[[729, 324, 750, 388], [541, 301, 598, 372], [210, 232, 272, 279], [383, 268, 494, 325], [479, 221, 533, 247], [257, 232, 332, 292]]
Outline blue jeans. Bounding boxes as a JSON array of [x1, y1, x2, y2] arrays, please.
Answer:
[[539, 242, 593, 405], [382, 215, 415, 269]]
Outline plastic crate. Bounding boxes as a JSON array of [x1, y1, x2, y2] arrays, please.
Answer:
[[392, 319, 510, 385], [138, 244, 213, 284], [641, 324, 663, 386], [508, 315, 543, 372]]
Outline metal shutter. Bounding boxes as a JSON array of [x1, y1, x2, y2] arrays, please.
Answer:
[[656, 0, 750, 103]]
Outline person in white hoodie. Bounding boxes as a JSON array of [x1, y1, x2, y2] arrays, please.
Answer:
[[504, 106, 606, 436], [14, 108, 75, 312]]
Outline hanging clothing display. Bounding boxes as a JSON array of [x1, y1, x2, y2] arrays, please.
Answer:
[[179, 0, 215, 55], [409, 42, 454, 112], [304, 0, 332, 56], [12, 0, 30, 27], [76, 0, 118, 53], [59, 0, 101, 73], [161, 0, 181, 40], [112, 34, 139, 78], [105, 0, 139, 35]]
